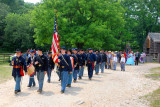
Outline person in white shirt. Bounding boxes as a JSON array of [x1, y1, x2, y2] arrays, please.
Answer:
[[120, 54, 125, 71], [113, 54, 117, 70], [111, 52, 114, 70]]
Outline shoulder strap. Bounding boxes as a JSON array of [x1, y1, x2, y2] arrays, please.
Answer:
[[37, 55, 44, 65], [62, 55, 69, 66], [74, 54, 78, 61]]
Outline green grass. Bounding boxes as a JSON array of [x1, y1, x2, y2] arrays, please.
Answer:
[[143, 67, 160, 107], [143, 89, 160, 107], [145, 67, 160, 80], [0, 63, 12, 83], [145, 62, 159, 64]]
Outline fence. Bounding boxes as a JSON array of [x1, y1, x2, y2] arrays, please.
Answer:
[[159, 53, 160, 63], [0, 52, 48, 63], [0, 53, 14, 63]]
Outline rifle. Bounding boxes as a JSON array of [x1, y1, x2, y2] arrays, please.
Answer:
[[37, 55, 44, 66]]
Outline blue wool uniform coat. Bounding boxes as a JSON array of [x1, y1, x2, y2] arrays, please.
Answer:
[[86, 52, 97, 78], [12, 56, 27, 78], [80, 53, 86, 66], [86, 53, 97, 62], [96, 53, 101, 64], [73, 53, 82, 70], [33, 54, 48, 72], [101, 53, 107, 62], [72, 54, 77, 68], [58, 54, 72, 72], [27, 56, 34, 66], [47, 56, 55, 69]]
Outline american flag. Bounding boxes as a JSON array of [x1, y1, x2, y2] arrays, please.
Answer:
[[51, 16, 60, 64]]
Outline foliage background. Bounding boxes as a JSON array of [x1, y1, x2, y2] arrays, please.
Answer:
[[0, 0, 159, 52]]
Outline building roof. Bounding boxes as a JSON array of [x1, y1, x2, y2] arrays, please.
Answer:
[[148, 33, 160, 43]]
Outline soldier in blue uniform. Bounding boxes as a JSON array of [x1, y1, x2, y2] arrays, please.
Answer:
[[33, 48, 48, 93], [86, 48, 96, 80], [108, 51, 112, 69], [47, 52, 55, 83], [105, 51, 108, 69], [58, 47, 72, 93], [100, 49, 107, 73], [12, 49, 27, 94], [27, 50, 36, 87], [95, 50, 101, 75], [79, 49, 86, 77], [66, 49, 76, 87], [72, 48, 82, 82]]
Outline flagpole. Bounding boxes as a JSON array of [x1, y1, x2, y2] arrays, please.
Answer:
[[55, 9, 60, 52], [55, 9, 59, 33]]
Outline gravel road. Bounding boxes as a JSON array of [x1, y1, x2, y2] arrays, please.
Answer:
[[0, 63, 160, 107]]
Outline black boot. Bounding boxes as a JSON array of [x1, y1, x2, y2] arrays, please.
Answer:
[[47, 80, 50, 83], [67, 84, 71, 87], [27, 85, 31, 88], [61, 90, 64, 94], [37, 89, 42, 93], [58, 78, 61, 81], [78, 77, 82, 80], [14, 90, 18, 94], [17, 90, 21, 92], [73, 79, 76, 83]]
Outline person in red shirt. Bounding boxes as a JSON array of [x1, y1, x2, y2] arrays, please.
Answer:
[[123, 50, 127, 62]]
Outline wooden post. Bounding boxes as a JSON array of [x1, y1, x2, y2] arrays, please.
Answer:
[[158, 53, 160, 63], [3, 54, 5, 63]]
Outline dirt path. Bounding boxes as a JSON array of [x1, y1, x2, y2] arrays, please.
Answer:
[[0, 63, 160, 107]]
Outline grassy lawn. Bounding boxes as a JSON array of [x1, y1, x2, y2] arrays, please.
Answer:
[[0, 63, 12, 84], [145, 67, 160, 80], [145, 62, 159, 64], [143, 88, 160, 107], [144, 67, 160, 107]]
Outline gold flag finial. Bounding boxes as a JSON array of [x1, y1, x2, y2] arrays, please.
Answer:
[[54, 9, 57, 13]]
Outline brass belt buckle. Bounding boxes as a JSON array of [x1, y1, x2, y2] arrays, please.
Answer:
[[39, 64, 41, 67], [62, 66, 64, 68]]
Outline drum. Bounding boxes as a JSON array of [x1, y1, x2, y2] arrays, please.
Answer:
[[27, 64, 35, 76]]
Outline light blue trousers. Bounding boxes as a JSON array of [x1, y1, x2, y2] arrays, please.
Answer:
[[79, 67, 84, 77], [68, 69, 74, 85], [113, 61, 116, 70], [14, 75, 21, 91], [101, 62, 105, 73], [95, 64, 99, 73], [61, 71, 68, 92], [121, 63, 125, 71], [37, 71, 45, 90], [73, 69, 78, 80]]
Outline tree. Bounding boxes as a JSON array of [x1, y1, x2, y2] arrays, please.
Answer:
[[0, 3, 10, 47], [2, 13, 35, 51], [0, 0, 24, 13], [122, 0, 160, 50], [31, 0, 127, 50]]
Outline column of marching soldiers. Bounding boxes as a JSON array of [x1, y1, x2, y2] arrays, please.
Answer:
[[12, 47, 126, 94]]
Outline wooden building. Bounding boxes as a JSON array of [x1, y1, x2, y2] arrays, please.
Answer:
[[143, 33, 160, 62]]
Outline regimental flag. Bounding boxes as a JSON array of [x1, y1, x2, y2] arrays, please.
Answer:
[[51, 16, 60, 64], [125, 40, 131, 57]]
